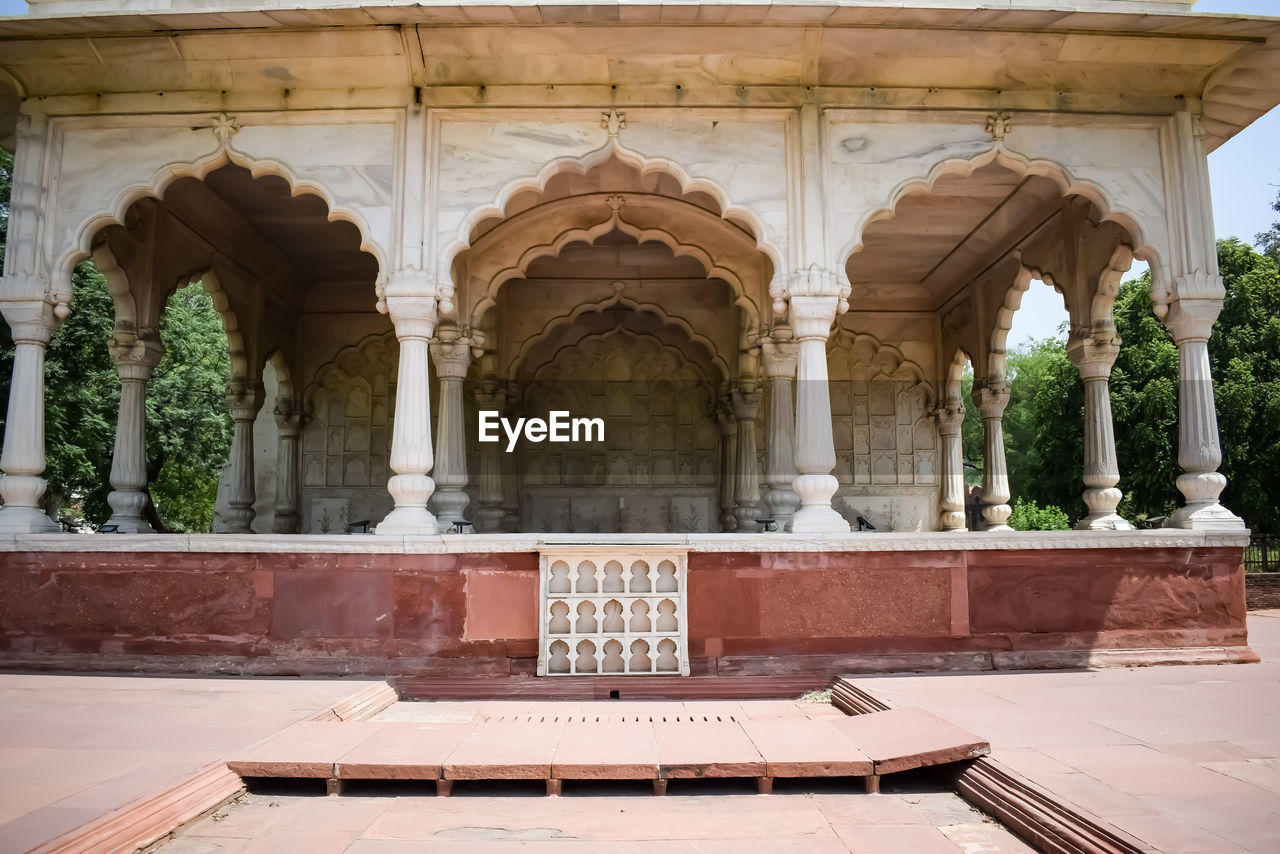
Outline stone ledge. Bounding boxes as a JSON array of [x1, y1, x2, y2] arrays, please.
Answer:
[[0, 529, 1251, 554]]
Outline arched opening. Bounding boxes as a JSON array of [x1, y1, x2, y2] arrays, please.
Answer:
[[846, 156, 1143, 532], [449, 153, 775, 534], [69, 162, 381, 533]]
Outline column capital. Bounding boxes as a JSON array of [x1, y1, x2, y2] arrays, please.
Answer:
[[1068, 334, 1121, 380], [772, 266, 851, 316], [976, 383, 1010, 420], [760, 326, 798, 378], [731, 381, 762, 420], [788, 295, 840, 341], [430, 339, 472, 379], [934, 403, 965, 437], [717, 399, 736, 437], [108, 332, 165, 381], [385, 294, 438, 341], [1162, 296, 1222, 343], [225, 380, 264, 422], [0, 298, 58, 345]]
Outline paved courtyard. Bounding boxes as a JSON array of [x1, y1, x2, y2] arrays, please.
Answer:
[[3, 613, 1279, 852]]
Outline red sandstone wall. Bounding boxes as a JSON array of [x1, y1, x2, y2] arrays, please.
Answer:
[[0, 546, 1248, 676]]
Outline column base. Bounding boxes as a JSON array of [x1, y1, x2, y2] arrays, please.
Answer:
[[1166, 501, 1246, 531], [106, 490, 154, 534], [734, 504, 761, 533], [430, 487, 471, 533], [790, 473, 850, 534], [0, 504, 59, 533], [1076, 513, 1133, 531], [376, 506, 438, 535], [103, 516, 155, 533]]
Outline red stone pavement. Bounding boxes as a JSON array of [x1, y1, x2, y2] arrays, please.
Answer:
[[0, 675, 387, 853], [844, 609, 1280, 854]]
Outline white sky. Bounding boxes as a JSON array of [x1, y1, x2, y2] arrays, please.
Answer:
[[0, 0, 1273, 349]]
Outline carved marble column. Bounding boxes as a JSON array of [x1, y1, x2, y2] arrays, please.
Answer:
[[429, 337, 472, 532], [760, 329, 800, 530], [377, 294, 439, 534], [976, 383, 1012, 531], [105, 334, 164, 532], [223, 380, 263, 534], [1069, 335, 1131, 530], [1164, 299, 1244, 529], [272, 403, 303, 534], [500, 380, 522, 532], [789, 295, 850, 534], [717, 397, 738, 532], [0, 299, 60, 533], [732, 380, 763, 532], [473, 378, 506, 533], [935, 403, 967, 532]]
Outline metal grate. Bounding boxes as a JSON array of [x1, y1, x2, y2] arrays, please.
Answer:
[[1246, 534, 1279, 573]]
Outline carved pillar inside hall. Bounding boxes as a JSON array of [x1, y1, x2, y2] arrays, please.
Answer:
[[1069, 335, 1131, 530], [760, 327, 800, 530], [500, 380, 521, 531], [732, 380, 763, 531], [377, 290, 439, 535], [1159, 111, 1244, 530], [223, 379, 264, 534], [104, 333, 164, 532], [717, 395, 738, 532], [473, 377, 506, 533], [272, 402, 303, 534], [0, 299, 60, 532], [429, 336, 472, 532], [935, 403, 967, 532], [976, 382, 1012, 531], [789, 294, 851, 534]]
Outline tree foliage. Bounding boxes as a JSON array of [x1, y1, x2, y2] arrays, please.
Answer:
[[1007, 497, 1071, 531]]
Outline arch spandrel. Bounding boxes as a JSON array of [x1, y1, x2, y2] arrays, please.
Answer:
[[53, 119, 392, 296]]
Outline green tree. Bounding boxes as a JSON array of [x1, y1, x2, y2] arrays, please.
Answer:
[[1257, 190, 1280, 266]]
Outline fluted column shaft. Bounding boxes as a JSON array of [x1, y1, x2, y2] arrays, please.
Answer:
[[0, 300, 59, 532], [760, 331, 800, 530], [273, 407, 303, 534], [1070, 337, 1131, 530], [430, 339, 472, 532], [473, 381, 506, 533], [732, 381, 763, 531], [977, 383, 1012, 531], [935, 404, 966, 532], [105, 337, 164, 532], [1164, 300, 1243, 529], [377, 295, 438, 534], [222, 382, 263, 534], [789, 295, 850, 534], [717, 400, 737, 532]]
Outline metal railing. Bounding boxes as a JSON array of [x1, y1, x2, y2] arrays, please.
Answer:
[[1246, 534, 1280, 573]]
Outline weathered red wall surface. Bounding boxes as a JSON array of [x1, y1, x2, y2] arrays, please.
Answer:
[[0, 546, 1248, 676]]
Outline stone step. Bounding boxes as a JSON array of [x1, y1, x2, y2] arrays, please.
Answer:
[[225, 705, 989, 796]]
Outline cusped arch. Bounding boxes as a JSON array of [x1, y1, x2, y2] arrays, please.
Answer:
[[527, 327, 717, 387], [57, 145, 388, 294], [511, 291, 732, 380], [303, 329, 398, 415], [841, 144, 1166, 306], [193, 268, 249, 384], [468, 203, 760, 333], [444, 140, 784, 281], [828, 329, 932, 392]]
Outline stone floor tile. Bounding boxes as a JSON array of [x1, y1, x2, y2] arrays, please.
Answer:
[[651, 720, 765, 777], [443, 721, 565, 779], [739, 718, 872, 777], [229, 721, 384, 778], [1202, 758, 1280, 791], [939, 821, 1039, 853], [237, 828, 359, 854], [828, 707, 987, 774], [552, 720, 659, 779], [1113, 813, 1251, 854], [337, 723, 473, 780], [811, 793, 933, 825], [833, 823, 962, 853], [273, 795, 393, 833]]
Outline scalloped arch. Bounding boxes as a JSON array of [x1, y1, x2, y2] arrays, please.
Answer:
[[303, 328, 398, 413], [829, 329, 931, 391], [471, 208, 757, 331], [511, 291, 731, 380], [443, 140, 784, 285], [57, 144, 388, 291], [527, 326, 717, 386], [195, 268, 249, 383], [841, 144, 1164, 294]]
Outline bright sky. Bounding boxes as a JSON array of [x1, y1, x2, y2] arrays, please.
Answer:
[[0, 0, 1273, 349]]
